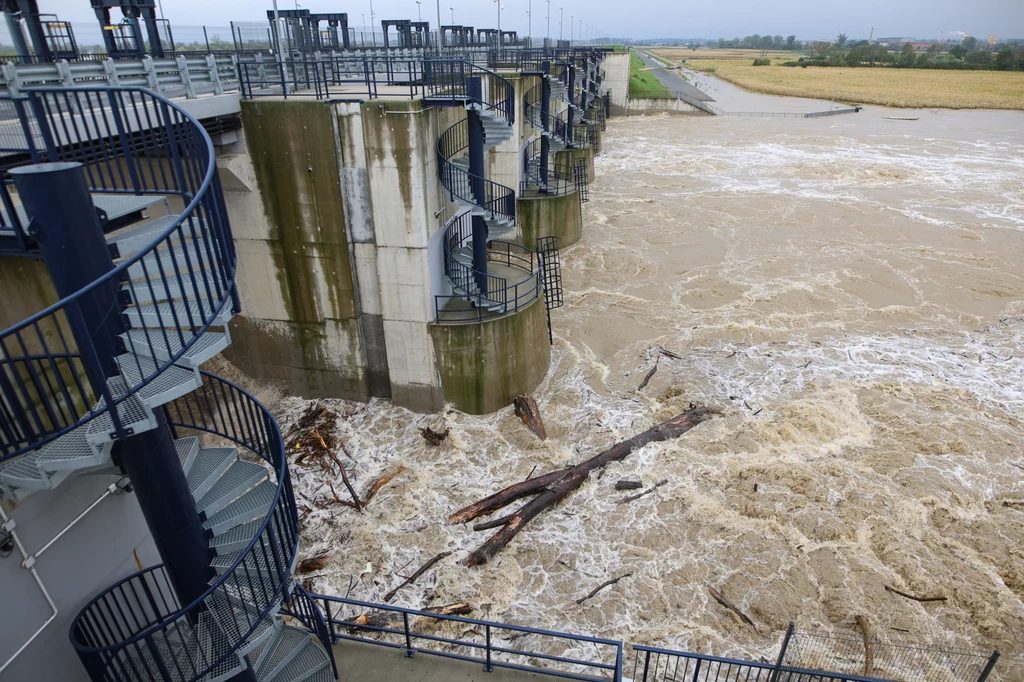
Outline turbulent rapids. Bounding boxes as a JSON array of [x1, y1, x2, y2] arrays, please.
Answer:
[[275, 103, 1024, 678]]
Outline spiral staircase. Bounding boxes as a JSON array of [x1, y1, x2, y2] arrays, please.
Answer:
[[522, 62, 575, 194], [428, 60, 530, 314], [0, 87, 335, 682]]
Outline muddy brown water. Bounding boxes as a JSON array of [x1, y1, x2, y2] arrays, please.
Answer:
[[285, 96, 1024, 681]]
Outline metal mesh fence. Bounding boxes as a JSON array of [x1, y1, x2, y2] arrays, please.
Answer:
[[784, 630, 996, 682]]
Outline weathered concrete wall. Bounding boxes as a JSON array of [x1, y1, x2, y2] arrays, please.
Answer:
[[225, 101, 371, 400], [601, 52, 631, 115], [626, 98, 702, 116], [555, 146, 595, 185], [517, 191, 583, 251], [362, 100, 445, 412], [429, 297, 550, 415]]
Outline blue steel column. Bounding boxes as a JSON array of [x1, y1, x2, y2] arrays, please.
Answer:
[[540, 61, 551, 189], [4, 12, 30, 61], [467, 76, 489, 296], [566, 62, 576, 148], [10, 162, 220, 627], [93, 7, 119, 57]]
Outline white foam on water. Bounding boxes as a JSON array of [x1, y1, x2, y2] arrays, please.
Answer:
[[281, 110, 1024, 681]]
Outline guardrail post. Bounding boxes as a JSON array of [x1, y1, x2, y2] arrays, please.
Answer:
[[101, 59, 120, 88], [976, 650, 1000, 682], [1, 62, 20, 96], [770, 621, 795, 682], [142, 56, 161, 94], [55, 60, 73, 88], [485, 624, 493, 672], [177, 56, 196, 99], [403, 612, 414, 658], [207, 55, 224, 95]]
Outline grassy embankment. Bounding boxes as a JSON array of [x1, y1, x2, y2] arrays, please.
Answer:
[[650, 48, 1024, 110], [628, 50, 673, 98]]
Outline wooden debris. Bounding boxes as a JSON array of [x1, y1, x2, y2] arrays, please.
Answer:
[[707, 586, 756, 628], [884, 585, 947, 603], [448, 406, 715, 567], [339, 465, 364, 511], [363, 465, 406, 504], [287, 401, 345, 473], [615, 480, 644, 491], [383, 551, 454, 602], [617, 479, 668, 504], [637, 357, 660, 391], [297, 553, 333, 574], [855, 615, 874, 677], [576, 573, 633, 605], [420, 427, 450, 446], [513, 395, 548, 440], [347, 611, 396, 630]]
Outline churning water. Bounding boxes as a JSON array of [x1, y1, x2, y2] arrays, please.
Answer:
[[287, 101, 1024, 679]]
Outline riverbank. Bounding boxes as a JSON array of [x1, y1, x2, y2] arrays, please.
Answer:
[[650, 50, 1024, 110]]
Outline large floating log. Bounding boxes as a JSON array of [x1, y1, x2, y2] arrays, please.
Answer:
[[449, 405, 715, 567], [513, 395, 547, 440]]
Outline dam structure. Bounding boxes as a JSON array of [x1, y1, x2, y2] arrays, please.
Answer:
[[0, 6, 1001, 682]]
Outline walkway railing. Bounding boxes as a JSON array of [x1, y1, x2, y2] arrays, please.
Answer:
[[307, 593, 624, 681], [0, 86, 237, 460], [436, 211, 540, 323], [237, 54, 423, 100], [70, 372, 300, 681], [520, 137, 575, 196]]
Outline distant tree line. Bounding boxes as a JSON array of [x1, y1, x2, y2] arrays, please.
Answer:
[[709, 33, 1024, 71]]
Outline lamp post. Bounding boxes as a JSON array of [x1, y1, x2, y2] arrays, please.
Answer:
[[559, 7, 562, 41], [527, 0, 531, 43], [569, 13, 572, 46], [369, 0, 376, 46], [450, 6, 454, 23], [416, 0, 421, 20], [545, 0, 549, 44], [436, 0, 442, 52]]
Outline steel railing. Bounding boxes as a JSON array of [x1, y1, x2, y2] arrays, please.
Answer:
[[436, 211, 541, 323], [70, 371, 302, 682], [237, 54, 424, 100], [307, 593, 623, 681], [436, 118, 516, 222], [524, 81, 574, 147], [520, 137, 575, 195], [0, 86, 238, 460]]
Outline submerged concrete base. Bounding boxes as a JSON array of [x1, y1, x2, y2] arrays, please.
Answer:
[[555, 146, 595, 185], [429, 297, 550, 415], [517, 191, 583, 251]]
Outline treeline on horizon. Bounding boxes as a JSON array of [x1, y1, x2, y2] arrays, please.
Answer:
[[659, 33, 1024, 71]]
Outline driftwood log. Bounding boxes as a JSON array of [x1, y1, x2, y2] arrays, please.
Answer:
[[617, 479, 668, 504], [383, 551, 453, 602], [513, 395, 547, 440], [449, 406, 714, 567], [855, 615, 874, 677], [420, 427, 449, 446], [576, 573, 633, 605], [707, 586, 756, 628], [884, 585, 947, 603], [615, 480, 643, 491]]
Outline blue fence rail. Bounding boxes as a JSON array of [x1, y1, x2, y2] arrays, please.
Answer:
[[304, 593, 623, 681]]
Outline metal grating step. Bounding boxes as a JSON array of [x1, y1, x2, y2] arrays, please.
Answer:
[[197, 611, 246, 682], [255, 627, 311, 682], [261, 636, 330, 682], [34, 425, 114, 473], [123, 298, 231, 329], [210, 544, 278, 579], [0, 451, 72, 494], [204, 480, 276, 536], [209, 518, 263, 556], [115, 354, 202, 409], [175, 436, 200, 477], [186, 447, 237, 502], [108, 214, 185, 259], [204, 592, 277, 656], [120, 329, 229, 369], [93, 194, 167, 222], [121, 275, 220, 306], [126, 238, 216, 280], [85, 376, 158, 447], [197, 460, 269, 520]]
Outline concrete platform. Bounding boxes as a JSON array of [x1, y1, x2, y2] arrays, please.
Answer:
[[332, 639, 552, 681], [437, 260, 540, 324]]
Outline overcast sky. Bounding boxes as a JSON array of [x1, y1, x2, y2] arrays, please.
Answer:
[[39, 0, 1024, 41]]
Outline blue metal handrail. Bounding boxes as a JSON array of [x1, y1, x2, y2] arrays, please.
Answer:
[[307, 593, 623, 681], [0, 86, 237, 460], [520, 138, 575, 196], [436, 118, 516, 223], [524, 81, 574, 148], [70, 371, 303, 681]]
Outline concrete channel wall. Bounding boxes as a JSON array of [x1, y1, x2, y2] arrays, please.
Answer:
[[601, 52, 631, 115], [625, 97, 702, 115]]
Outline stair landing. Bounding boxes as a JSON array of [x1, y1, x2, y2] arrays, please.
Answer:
[[438, 260, 540, 325]]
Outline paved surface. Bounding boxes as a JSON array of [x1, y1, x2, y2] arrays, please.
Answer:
[[332, 639, 551, 681], [635, 51, 714, 102]]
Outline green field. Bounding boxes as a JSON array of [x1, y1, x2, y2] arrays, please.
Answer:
[[628, 50, 673, 98]]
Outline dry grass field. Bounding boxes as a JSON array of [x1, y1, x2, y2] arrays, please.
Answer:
[[653, 48, 802, 61], [649, 49, 1024, 109]]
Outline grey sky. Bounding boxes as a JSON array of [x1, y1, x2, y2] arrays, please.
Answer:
[[40, 0, 1024, 41]]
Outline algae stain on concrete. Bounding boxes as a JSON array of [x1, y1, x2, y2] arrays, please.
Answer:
[[362, 101, 420, 215], [240, 100, 362, 387]]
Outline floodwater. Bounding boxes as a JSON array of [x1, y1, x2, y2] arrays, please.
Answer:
[[286, 86, 1024, 680]]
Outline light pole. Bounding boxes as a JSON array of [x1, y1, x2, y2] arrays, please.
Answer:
[[495, 0, 501, 35], [416, 0, 421, 20], [545, 0, 550, 43], [450, 6, 454, 23], [369, 0, 376, 46], [559, 7, 562, 41], [527, 0, 531, 43], [569, 13, 572, 46], [436, 0, 442, 51]]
